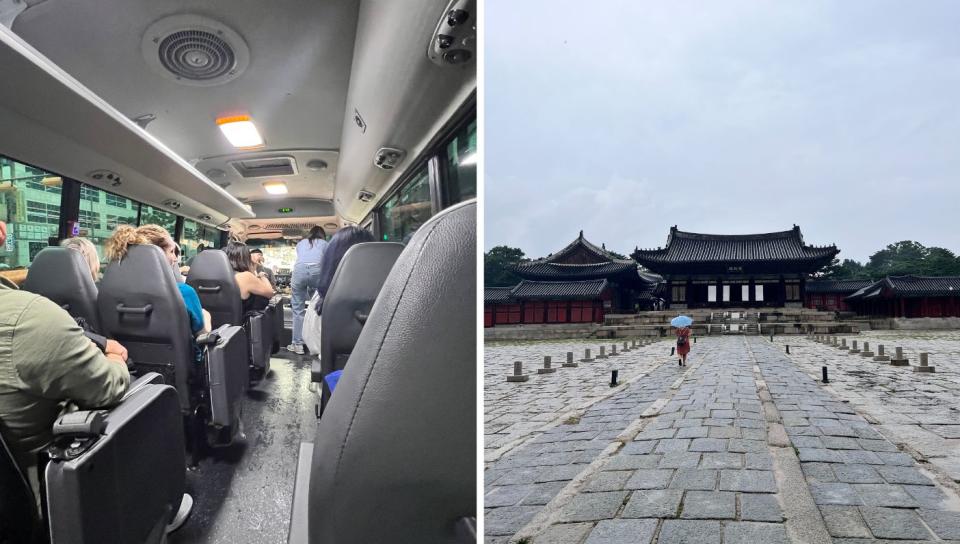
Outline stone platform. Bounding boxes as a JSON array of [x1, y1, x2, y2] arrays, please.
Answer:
[[484, 336, 960, 543]]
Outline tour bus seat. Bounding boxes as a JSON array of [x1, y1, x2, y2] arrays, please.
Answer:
[[22, 246, 102, 333], [185, 250, 242, 328], [315, 242, 403, 411], [97, 245, 248, 447], [187, 249, 275, 378], [44, 375, 186, 544], [1, 373, 186, 544], [300, 200, 476, 543]]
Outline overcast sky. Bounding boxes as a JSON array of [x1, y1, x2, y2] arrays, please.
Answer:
[[484, 1, 960, 263]]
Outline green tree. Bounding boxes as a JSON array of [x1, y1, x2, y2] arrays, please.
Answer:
[[484, 246, 526, 287], [922, 247, 960, 276], [865, 241, 929, 277], [818, 258, 871, 279]]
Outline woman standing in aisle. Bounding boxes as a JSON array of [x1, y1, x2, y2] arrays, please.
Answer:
[[287, 226, 327, 355]]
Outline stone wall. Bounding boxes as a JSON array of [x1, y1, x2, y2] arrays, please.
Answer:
[[484, 323, 603, 341], [891, 317, 960, 330]]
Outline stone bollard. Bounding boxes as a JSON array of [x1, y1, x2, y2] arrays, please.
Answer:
[[563, 351, 578, 368], [786, 344, 790, 354], [507, 361, 529, 382], [914, 352, 935, 373], [631, 339, 638, 349], [694, 336, 697, 344], [832, 336, 838, 346], [849, 340, 860, 354], [839, 338, 849, 351], [860, 341, 874, 357], [597, 346, 608, 359], [610, 344, 619, 357], [581, 348, 594, 363], [671, 346, 676, 356], [890, 347, 909, 366], [610, 370, 619, 387], [622, 341, 631, 353], [873, 344, 890, 362], [822, 366, 829, 383], [538, 355, 557, 374]]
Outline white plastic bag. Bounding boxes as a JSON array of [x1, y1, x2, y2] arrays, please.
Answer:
[[302, 292, 323, 356]]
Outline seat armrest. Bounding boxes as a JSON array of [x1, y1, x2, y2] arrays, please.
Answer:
[[287, 442, 313, 544]]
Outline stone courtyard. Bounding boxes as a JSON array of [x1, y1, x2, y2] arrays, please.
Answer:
[[484, 334, 960, 543]]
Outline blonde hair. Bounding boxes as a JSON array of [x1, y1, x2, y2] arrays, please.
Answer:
[[105, 224, 173, 261], [60, 236, 100, 280]]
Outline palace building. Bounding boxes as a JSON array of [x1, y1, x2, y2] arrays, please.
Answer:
[[632, 226, 838, 309], [483, 232, 660, 327], [845, 275, 960, 318]]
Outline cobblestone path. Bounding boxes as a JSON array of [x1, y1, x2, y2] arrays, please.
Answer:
[[485, 336, 960, 543], [772, 334, 960, 482]]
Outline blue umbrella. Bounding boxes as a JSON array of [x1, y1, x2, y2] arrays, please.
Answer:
[[670, 315, 693, 327]]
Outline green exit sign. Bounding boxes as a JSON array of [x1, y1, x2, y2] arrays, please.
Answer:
[[278, 207, 294, 213]]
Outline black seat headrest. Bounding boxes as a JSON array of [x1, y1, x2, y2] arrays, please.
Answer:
[[97, 245, 194, 410], [186, 250, 243, 328], [22, 247, 102, 333], [319, 242, 404, 379], [309, 200, 476, 543]]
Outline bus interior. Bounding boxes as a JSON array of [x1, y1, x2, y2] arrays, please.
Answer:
[[0, 1, 476, 542]]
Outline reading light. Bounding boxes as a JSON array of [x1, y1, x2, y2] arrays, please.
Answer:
[[262, 180, 287, 195], [216, 115, 264, 149]]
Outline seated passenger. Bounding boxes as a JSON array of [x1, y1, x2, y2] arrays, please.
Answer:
[[0, 221, 129, 498], [105, 225, 212, 336], [225, 242, 275, 314], [312, 226, 375, 315], [60, 236, 100, 283], [249, 248, 276, 288]]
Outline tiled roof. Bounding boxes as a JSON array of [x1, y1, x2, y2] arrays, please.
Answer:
[[534, 230, 628, 264], [514, 260, 638, 279], [632, 225, 838, 265], [846, 275, 960, 300], [806, 279, 874, 294], [510, 279, 609, 300], [484, 287, 513, 303]]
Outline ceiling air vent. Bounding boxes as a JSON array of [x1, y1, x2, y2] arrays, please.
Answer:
[[373, 147, 405, 170], [197, 214, 212, 222], [88, 170, 122, 187], [163, 199, 182, 210], [142, 15, 250, 87], [230, 156, 298, 178], [428, 0, 476, 66], [357, 190, 376, 202]]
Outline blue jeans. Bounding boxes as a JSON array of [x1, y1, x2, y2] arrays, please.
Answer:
[[291, 262, 322, 345]]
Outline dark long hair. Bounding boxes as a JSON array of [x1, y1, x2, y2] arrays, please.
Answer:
[[224, 241, 254, 273], [316, 227, 375, 299], [305, 225, 327, 247]]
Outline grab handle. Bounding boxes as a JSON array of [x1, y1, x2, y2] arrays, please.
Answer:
[[197, 285, 221, 293], [116, 303, 153, 315]]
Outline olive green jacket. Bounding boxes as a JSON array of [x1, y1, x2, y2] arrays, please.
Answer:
[[0, 282, 129, 474]]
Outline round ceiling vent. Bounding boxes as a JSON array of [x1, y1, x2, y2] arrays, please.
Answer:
[[142, 15, 250, 87], [323, 223, 338, 230]]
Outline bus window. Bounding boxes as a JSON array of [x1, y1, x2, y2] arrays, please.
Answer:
[[0, 157, 63, 270], [77, 184, 138, 266], [182, 219, 222, 263], [380, 168, 432, 242], [139, 204, 177, 233], [443, 118, 477, 203]]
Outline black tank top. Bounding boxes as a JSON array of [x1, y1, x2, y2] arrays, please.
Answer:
[[242, 294, 269, 314]]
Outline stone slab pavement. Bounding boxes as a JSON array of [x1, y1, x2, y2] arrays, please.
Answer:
[[773, 332, 960, 483], [485, 339, 670, 464], [485, 336, 960, 543]]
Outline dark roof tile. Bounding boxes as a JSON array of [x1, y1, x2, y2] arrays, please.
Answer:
[[633, 225, 838, 265]]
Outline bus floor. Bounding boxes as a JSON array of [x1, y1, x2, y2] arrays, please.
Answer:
[[169, 350, 317, 543]]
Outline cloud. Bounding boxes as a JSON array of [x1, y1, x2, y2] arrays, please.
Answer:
[[485, 1, 960, 263]]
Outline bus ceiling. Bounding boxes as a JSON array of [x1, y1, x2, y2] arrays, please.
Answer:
[[0, 0, 475, 225]]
